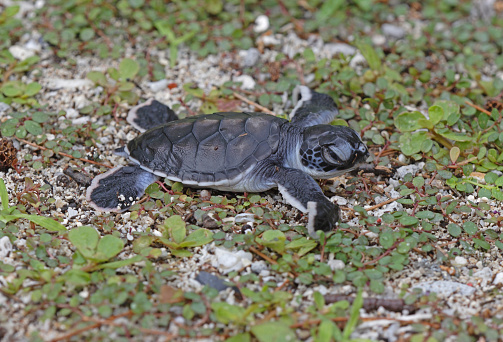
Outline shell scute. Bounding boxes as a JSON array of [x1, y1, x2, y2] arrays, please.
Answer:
[[195, 132, 227, 172], [192, 118, 221, 142]]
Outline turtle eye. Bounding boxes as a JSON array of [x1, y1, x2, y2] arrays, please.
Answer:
[[322, 145, 350, 165]]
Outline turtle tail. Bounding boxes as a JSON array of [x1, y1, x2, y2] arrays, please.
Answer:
[[86, 165, 159, 212]]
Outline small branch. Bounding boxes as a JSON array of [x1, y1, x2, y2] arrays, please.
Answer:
[[249, 246, 278, 265], [16, 138, 113, 168], [233, 92, 276, 115], [464, 100, 492, 116], [365, 197, 402, 211]]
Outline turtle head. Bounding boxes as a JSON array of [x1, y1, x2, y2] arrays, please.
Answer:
[[299, 125, 369, 178]]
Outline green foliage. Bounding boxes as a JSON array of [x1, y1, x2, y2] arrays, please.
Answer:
[[155, 215, 213, 257], [0, 179, 66, 232], [394, 101, 503, 177], [251, 321, 296, 342], [154, 20, 198, 68], [86, 58, 140, 105], [68, 226, 124, 263]]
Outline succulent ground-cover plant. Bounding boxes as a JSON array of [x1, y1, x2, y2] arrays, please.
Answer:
[[0, 1, 503, 341]]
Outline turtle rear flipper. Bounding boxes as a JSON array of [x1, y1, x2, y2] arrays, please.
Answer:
[[86, 165, 158, 212], [268, 165, 340, 238], [289, 85, 339, 127], [127, 98, 178, 132]]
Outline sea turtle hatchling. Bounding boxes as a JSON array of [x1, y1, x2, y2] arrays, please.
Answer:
[[86, 86, 369, 236]]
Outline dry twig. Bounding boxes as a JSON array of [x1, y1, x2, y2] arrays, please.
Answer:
[[233, 92, 276, 115]]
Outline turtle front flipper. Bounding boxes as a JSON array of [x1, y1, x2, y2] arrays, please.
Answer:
[[289, 86, 339, 128], [127, 98, 178, 132], [269, 166, 340, 237], [86, 165, 159, 212]]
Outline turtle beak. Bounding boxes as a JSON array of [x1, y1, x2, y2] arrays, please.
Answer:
[[353, 144, 370, 164]]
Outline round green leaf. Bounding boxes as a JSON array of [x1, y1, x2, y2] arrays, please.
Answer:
[[450, 146, 460, 164], [119, 58, 140, 80], [68, 226, 100, 257], [79, 28, 95, 41], [24, 120, 43, 135], [399, 131, 427, 156], [447, 223, 461, 237], [463, 221, 478, 235], [428, 105, 444, 125], [25, 82, 42, 97], [400, 216, 418, 226], [394, 111, 425, 132]]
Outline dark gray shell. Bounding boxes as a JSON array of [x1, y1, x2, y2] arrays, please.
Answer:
[[125, 112, 285, 185]]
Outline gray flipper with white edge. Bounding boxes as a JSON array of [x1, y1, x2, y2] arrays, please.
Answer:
[[263, 164, 339, 237], [290, 85, 339, 127], [86, 165, 159, 212], [127, 98, 178, 132]]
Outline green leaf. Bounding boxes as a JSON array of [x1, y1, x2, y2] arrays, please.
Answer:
[[317, 319, 335, 342], [399, 131, 427, 156], [6, 214, 67, 232], [356, 42, 381, 71], [87, 71, 108, 86], [211, 302, 245, 324], [0, 118, 18, 137], [492, 188, 503, 201], [473, 238, 491, 250], [395, 111, 425, 132], [1, 82, 23, 97], [25, 82, 42, 97], [450, 146, 460, 164], [24, 120, 43, 135], [165, 215, 186, 244], [179, 228, 213, 248], [119, 58, 140, 80], [256, 230, 286, 253], [316, 0, 344, 22], [225, 333, 251, 342], [251, 321, 297, 342], [343, 289, 364, 339], [0, 179, 9, 210], [4, 5, 20, 17], [447, 223, 462, 237], [61, 269, 91, 286], [435, 100, 460, 121], [68, 226, 99, 257], [205, 0, 223, 14], [463, 221, 478, 235], [400, 216, 418, 226], [79, 28, 95, 41], [31, 112, 50, 123], [485, 172, 498, 184], [438, 131, 471, 142], [94, 235, 124, 262], [286, 237, 318, 256], [428, 105, 444, 125]]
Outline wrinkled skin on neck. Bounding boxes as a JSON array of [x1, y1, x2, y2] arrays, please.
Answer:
[[299, 125, 369, 179]]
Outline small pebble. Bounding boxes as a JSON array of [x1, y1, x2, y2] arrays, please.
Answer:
[[254, 15, 270, 33], [0, 236, 13, 259], [493, 273, 503, 285], [451, 256, 468, 267], [146, 79, 169, 92], [239, 48, 260, 67], [233, 74, 256, 90], [382, 23, 406, 39]]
